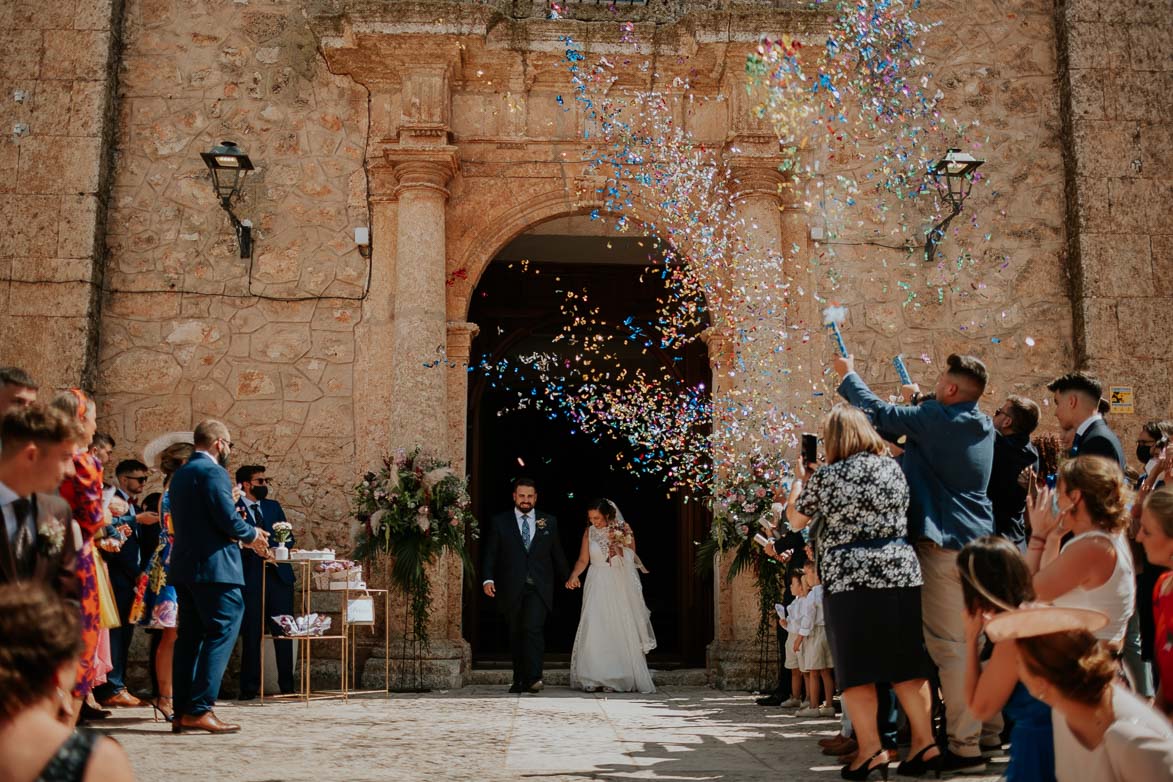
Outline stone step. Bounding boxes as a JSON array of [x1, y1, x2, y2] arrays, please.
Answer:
[[463, 667, 710, 687]]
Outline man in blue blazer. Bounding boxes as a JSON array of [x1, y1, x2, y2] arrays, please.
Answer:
[[169, 420, 270, 734], [834, 352, 995, 773], [1047, 371, 1126, 470], [235, 464, 295, 698]]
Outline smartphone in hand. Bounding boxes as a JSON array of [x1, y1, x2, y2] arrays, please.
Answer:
[[801, 433, 818, 467]]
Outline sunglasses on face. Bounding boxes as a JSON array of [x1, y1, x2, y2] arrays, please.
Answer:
[[249, 478, 269, 485]]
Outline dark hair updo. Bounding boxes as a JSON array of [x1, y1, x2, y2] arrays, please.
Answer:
[[1016, 629, 1115, 706], [586, 499, 617, 521], [957, 536, 1035, 615]]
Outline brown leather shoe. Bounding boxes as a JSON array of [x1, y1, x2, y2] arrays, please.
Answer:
[[174, 711, 241, 734], [819, 733, 850, 748], [100, 690, 144, 708], [824, 739, 858, 757]]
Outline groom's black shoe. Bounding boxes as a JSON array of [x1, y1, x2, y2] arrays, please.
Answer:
[[508, 683, 524, 694], [528, 680, 544, 694]]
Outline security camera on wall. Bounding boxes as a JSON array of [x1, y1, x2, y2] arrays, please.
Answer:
[[355, 227, 370, 258]]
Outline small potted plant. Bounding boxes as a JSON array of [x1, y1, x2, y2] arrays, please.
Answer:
[[270, 521, 293, 560]]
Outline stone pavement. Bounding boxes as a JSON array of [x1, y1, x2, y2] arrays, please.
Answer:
[[99, 686, 1007, 781]]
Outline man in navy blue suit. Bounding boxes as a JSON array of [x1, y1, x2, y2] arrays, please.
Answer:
[[1046, 371, 1126, 470], [169, 420, 270, 734], [235, 464, 296, 699], [834, 352, 995, 773]]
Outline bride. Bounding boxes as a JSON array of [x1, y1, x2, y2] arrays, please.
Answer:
[[565, 499, 656, 693]]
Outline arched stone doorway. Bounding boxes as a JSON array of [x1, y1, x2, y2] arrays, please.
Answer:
[[461, 216, 714, 670]]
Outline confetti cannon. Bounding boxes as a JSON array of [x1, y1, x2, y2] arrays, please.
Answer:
[[822, 305, 848, 357], [892, 354, 913, 385]]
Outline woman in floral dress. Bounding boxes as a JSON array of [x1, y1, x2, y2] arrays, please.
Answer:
[[51, 389, 104, 724], [130, 441, 193, 721]]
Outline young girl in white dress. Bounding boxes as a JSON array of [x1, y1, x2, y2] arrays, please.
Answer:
[[566, 499, 656, 693]]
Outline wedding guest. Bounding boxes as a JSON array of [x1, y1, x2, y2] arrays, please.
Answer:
[[1025, 456, 1135, 648], [87, 434, 115, 476], [1137, 487, 1173, 717], [778, 570, 807, 710], [0, 366, 38, 417], [169, 420, 269, 734], [1128, 427, 1170, 700], [786, 404, 938, 779], [0, 403, 80, 596], [130, 442, 192, 721], [236, 464, 295, 699], [1134, 421, 1172, 487], [49, 390, 106, 725], [986, 607, 1173, 782], [1046, 372, 1125, 470], [92, 460, 151, 709], [832, 354, 993, 774], [758, 522, 805, 708], [794, 560, 835, 719], [959, 537, 1054, 782], [988, 396, 1041, 547], [0, 584, 135, 782]]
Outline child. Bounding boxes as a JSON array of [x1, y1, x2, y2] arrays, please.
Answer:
[[795, 561, 836, 718], [778, 571, 807, 708]]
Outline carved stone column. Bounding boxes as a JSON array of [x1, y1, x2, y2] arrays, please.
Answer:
[[706, 148, 791, 689], [384, 147, 460, 450]]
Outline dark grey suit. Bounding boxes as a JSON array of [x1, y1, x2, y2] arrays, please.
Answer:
[[0, 492, 79, 601]]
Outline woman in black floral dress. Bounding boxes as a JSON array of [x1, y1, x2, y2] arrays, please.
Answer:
[[786, 404, 939, 780]]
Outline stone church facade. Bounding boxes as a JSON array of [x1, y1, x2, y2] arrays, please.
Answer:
[[0, 0, 1169, 687]]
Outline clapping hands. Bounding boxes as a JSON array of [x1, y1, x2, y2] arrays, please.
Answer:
[[1026, 486, 1063, 540]]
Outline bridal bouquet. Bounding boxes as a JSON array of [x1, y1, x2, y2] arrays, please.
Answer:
[[352, 448, 478, 647]]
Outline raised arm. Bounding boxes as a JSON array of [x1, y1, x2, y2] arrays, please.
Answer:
[[837, 369, 934, 441], [566, 529, 590, 589]]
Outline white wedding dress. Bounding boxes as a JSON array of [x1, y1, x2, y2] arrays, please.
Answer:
[[569, 525, 657, 693]]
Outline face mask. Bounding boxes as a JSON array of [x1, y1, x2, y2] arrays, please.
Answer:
[[252, 485, 269, 501], [1137, 444, 1152, 464]]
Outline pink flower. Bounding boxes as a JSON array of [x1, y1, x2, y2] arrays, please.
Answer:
[[754, 488, 766, 498]]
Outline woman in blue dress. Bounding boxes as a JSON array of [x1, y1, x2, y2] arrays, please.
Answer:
[[958, 536, 1055, 782], [129, 442, 193, 721]]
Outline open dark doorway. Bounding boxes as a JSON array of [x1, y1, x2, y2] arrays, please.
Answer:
[[463, 227, 713, 669]]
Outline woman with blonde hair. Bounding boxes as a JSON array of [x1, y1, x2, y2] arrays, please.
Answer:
[[1025, 455, 1135, 646], [1136, 487, 1173, 717], [786, 404, 937, 780]]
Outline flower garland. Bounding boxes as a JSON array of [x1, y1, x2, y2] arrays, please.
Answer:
[[353, 448, 478, 648]]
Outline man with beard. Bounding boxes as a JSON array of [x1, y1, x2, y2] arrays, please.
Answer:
[[168, 420, 270, 733], [235, 464, 295, 699]]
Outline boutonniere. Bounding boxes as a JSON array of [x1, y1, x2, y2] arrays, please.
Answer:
[[38, 517, 66, 556], [535, 518, 547, 530]]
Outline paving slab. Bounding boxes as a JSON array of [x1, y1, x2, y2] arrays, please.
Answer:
[[99, 686, 1006, 781]]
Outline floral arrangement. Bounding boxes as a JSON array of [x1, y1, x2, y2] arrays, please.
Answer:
[[605, 521, 633, 563], [697, 459, 793, 664], [271, 521, 293, 545], [353, 448, 478, 648], [37, 517, 67, 556]]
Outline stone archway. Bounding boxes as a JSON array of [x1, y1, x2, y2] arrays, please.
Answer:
[[457, 214, 716, 672]]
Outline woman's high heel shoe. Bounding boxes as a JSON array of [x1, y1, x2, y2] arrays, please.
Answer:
[[151, 696, 173, 723], [841, 749, 890, 781], [897, 744, 942, 778]]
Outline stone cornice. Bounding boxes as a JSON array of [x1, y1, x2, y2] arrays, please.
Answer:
[[383, 146, 461, 199], [725, 153, 787, 201], [446, 321, 480, 361]]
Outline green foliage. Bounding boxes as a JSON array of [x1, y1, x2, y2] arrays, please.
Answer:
[[353, 448, 479, 647]]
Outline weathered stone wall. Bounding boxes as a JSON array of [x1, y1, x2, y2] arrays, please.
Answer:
[[0, 0, 122, 389], [98, 0, 370, 541], [1058, 0, 1173, 428]]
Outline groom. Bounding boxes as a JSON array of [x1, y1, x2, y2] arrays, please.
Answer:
[[482, 477, 570, 693]]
